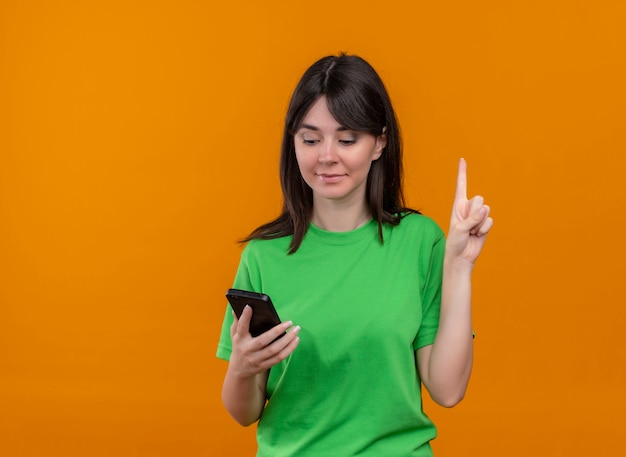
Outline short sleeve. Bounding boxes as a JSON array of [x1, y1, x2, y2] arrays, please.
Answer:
[[216, 244, 258, 361], [413, 231, 445, 350]]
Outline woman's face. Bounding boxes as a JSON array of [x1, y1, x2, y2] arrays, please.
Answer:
[[294, 96, 386, 206]]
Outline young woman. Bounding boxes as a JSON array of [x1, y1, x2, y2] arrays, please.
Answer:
[[217, 54, 493, 456]]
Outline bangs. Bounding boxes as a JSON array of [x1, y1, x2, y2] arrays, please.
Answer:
[[324, 79, 384, 134], [288, 89, 384, 136]]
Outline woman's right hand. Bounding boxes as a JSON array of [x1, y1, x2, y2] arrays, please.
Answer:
[[228, 305, 301, 379], [222, 305, 300, 425]]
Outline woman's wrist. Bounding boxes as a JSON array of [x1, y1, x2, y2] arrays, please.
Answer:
[[443, 254, 475, 276]]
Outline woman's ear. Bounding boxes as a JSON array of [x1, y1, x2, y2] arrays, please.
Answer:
[[373, 126, 387, 160]]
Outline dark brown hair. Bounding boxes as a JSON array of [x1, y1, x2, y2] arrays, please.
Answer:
[[242, 54, 417, 254]]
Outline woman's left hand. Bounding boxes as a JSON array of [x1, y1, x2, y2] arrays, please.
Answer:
[[446, 158, 493, 266]]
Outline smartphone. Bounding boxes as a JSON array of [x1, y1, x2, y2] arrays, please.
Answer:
[[226, 289, 283, 338]]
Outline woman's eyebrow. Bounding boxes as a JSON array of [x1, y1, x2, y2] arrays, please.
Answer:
[[299, 124, 349, 132]]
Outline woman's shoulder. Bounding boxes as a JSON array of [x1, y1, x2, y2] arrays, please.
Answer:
[[396, 212, 444, 238], [241, 234, 293, 257]]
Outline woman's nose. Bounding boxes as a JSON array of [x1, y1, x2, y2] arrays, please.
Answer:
[[318, 141, 338, 163]]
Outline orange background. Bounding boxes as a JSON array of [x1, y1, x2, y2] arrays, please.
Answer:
[[1, 1, 625, 456]]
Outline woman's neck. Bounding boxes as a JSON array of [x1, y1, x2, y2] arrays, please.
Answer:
[[310, 199, 372, 232]]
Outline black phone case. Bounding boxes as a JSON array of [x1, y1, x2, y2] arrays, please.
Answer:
[[226, 289, 283, 338]]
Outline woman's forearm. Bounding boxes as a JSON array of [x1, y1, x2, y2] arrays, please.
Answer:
[[427, 256, 474, 407], [222, 368, 268, 426]]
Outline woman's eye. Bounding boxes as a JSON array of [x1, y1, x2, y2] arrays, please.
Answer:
[[303, 139, 318, 145], [339, 139, 356, 145]]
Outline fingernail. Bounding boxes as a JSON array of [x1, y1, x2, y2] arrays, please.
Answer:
[[292, 325, 301, 334], [283, 320, 293, 328]]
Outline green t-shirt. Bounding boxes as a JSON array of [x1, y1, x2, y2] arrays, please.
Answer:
[[217, 214, 445, 457]]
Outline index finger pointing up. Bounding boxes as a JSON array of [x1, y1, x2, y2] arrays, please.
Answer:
[[455, 158, 468, 202]]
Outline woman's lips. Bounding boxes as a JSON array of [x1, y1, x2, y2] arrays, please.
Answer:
[[317, 173, 345, 183]]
